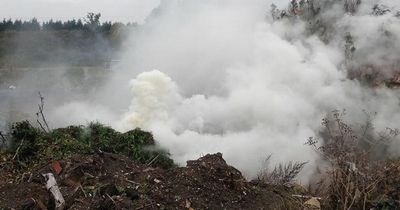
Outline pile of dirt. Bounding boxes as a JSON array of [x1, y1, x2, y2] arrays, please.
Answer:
[[0, 152, 303, 210]]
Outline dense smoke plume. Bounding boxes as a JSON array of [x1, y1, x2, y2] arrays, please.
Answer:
[[105, 0, 400, 180], [2, 0, 400, 182]]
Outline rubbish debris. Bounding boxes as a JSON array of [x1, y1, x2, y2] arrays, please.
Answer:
[[52, 160, 62, 175], [0, 153, 304, 209], [43, 173, 65, 210]]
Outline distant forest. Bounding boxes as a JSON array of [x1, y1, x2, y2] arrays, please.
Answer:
[[0, 13, 137, 32], [0, 13, 134, 67]]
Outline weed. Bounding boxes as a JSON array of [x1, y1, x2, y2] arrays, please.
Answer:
[[257, 155, 307, 187]]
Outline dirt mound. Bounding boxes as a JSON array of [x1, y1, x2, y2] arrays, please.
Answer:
[[0, 152, 302, 210]]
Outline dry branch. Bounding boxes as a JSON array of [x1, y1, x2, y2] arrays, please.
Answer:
[[12, 138, 24, 160], [36, 92, 50, 132]]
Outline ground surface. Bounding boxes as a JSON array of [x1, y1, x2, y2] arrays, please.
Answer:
[[0, 152, 305, 210]]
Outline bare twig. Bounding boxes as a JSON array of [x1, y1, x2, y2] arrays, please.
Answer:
[[106, 193, 116, 205], [146, 154, 160, 166], [292, 194, 322, 200], [126, 179, 140, 185], [36, 92, 50, 132], [80, 184, 87, 197], [83, 172, 95, 178], [12, 138, 24, 160], [27, 173, 33, 183], [36, 118, 47, 133]]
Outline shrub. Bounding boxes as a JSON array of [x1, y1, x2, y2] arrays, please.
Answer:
[[306, 110, 399, 210], [10, 121, 44, 162], [257, 155, 307, 187], [2, 121, 175, 171]]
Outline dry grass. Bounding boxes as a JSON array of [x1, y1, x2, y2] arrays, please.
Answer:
[[257, 155, 307, 187], [307, 110, 399, 210]]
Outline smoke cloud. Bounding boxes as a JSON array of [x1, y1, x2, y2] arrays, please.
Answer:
[[2, 0, 400, 182]]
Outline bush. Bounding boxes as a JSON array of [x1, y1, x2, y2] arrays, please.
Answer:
[[257, 155, 307, 187], [10, 121, 45, 162], [2, 121, 175, 171], [307, 110, 399, 210]]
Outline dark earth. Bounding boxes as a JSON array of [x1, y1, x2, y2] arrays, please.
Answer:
[[0, 152, 304, 210]]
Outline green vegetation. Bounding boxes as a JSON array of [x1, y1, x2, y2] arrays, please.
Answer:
[[1, 121, 175, 172]]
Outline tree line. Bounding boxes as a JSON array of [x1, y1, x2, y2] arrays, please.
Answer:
[[0, 13, 134, 67], [0, 13, 136, 32]]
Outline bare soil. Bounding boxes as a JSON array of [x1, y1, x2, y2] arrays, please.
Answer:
[[0, 152, 303, 210]]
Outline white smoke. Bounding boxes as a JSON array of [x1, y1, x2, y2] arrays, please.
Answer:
[[44, 0, 400, 182], [119, 70, 182, 130]]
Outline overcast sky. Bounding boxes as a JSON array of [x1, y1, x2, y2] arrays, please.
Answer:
[[2, 0, 399, 24], [0, 0, 160, 23]]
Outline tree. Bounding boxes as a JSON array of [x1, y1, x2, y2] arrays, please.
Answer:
[[76, 19, 84, 30], [344, 0, 362, 14], [21, 18, 40, 31], [84, 12, 101, 31], [288, 0, 299, 15]]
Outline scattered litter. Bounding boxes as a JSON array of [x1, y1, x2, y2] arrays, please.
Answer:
[[0, 153, 305, 209], [51, 160, 62, 175]]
